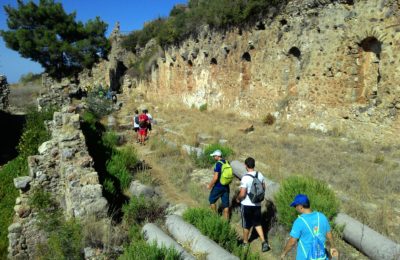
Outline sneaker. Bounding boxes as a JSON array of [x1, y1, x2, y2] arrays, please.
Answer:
[[261, 242, 270, 252]]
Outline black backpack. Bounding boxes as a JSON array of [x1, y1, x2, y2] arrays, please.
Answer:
[[246, 172, 265, 203]]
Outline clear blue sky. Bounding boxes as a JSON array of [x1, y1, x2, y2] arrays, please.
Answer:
[[0, 0, 187, 83]]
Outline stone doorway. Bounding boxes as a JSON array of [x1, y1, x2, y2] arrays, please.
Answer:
[[356, 37, 381, 103]]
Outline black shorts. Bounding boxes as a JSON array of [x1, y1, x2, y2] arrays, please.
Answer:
[[240, 205, 262, 229], [133, 127, 139, 132]]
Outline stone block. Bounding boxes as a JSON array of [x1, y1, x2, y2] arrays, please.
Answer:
[[14, 176, 32, 190]]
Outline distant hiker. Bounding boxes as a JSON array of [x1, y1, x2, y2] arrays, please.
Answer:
[[133, 109, 140, 142], [143, 109, 153, 137], [207, 150, 231, 220], [112, 93, 117, 104], [138, 110, 149, 145], [280, 194, 338, 259], [236, 157, 270, 252]]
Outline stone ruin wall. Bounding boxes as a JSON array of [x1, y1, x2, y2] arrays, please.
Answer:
[[8, 108, 108, 259], [132, 0, 400, 129], [0, 75, 10, 111]]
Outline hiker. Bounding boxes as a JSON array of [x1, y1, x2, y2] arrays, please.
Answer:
[[133, 109, 140, 142], [280, 194, 338, 259], [143, 109, 153, 137], [236, 157, 270, 252], [138, 110, 149, 145], [207, 149, 230, 220]]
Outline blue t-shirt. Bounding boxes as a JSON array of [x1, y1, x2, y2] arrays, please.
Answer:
[[289, 212, 330, 260], [213, 159, 227, 187]]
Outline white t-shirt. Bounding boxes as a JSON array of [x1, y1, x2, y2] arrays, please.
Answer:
[[133, 115, 139, 128], [240, 171, 265, 206]]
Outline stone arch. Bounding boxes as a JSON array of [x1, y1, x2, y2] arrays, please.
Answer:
[[242, 52, 251, 62], [188, 60, 193, 67], [210, 58, 218, 65], [356, 37, 382, 103], [288, 47, 301, 59]]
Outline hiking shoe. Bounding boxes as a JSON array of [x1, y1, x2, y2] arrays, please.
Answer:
[[261, 242, 270, 252]]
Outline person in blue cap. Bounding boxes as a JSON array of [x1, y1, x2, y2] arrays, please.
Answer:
[[280, 194, 338, 259]]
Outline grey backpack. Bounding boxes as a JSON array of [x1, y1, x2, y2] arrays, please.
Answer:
[[246, 172, 265, 203]]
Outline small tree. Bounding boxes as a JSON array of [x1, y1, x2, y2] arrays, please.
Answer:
[[274, 175, 340, 228], [1, 0, 110, 79]]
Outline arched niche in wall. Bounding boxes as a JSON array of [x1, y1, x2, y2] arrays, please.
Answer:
[[210, 58, 218, 65], [356, 37, 382, 103]]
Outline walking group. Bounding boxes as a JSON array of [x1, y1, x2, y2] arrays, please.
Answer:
[[133, 108, 152, 145], [207, 150, 339, 259]]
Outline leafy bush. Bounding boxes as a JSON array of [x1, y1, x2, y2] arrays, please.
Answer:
[[122, 196, 167, 225], [120, 240, 180, 260], [199, 103, 208, 112], [102, 131, 119, 148], [193, 143, 234, 167], [106, 146, 139, 190], [274, 176, 340, 228], [183, 208, 260, 259]]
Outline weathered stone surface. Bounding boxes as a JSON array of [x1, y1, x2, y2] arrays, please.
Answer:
[[128, 180, 158, 198], [13, 177, 32, 190], [9, 110, 109, 258]]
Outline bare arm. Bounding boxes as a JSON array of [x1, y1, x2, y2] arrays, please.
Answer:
[[281, 237, 297, 259], [207, 172, 219, 189], [326, 231, 338, 257], [236, 187, 247, 202]]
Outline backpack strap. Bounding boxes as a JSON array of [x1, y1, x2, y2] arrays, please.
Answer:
[[298, 213, 321, 258]]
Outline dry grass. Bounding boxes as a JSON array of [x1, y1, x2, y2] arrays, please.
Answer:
[[115, 93, 400, 258], [8, 82, 42, 111]]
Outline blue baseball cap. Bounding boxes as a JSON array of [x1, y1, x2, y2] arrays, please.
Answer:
[[290, 194, 309, 207]]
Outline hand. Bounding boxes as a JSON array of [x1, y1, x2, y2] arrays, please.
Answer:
[[207, 184, 212, 190], [330, 248, 338, 257]]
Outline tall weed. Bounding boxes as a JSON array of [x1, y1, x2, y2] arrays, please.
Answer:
[[274, 175, 340, 228]]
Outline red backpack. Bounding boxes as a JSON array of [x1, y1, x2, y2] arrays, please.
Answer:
[[138, 114, 148, 128]]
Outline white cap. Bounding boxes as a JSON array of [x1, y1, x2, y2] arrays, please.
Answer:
[[210, 150, 222, 157]]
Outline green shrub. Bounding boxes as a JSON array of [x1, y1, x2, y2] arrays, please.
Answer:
[[183, 208, 260, 259], [102, 131, 119, 148], [36, 219, 83, 260], [274, 176, 340, 228], [122, 196, 167, 225], [106, 146, 139, 190], [194, 143, 234, 167], [199, 103, 207, 112], [29, 189, 54, 211], [119, 240, 180, 260]]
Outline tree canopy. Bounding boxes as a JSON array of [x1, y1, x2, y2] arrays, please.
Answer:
[[1, 0, 110, 79]]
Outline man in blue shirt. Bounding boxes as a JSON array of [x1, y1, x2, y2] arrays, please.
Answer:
[[280, 194, 338, 259], [207, 149, 230, 220]]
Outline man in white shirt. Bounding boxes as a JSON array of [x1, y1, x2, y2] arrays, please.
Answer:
[[236, 157, 270, 252]]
